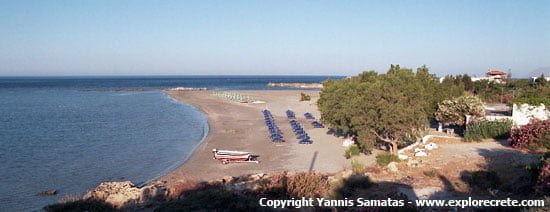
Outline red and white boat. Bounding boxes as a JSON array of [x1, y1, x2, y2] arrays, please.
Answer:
[[212, 149, 259, 164]]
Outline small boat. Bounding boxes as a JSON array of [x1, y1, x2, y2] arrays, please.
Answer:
[[212, 149, 260, 164]]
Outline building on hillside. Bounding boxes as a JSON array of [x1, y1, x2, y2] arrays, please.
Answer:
[[530, 73, 550, 82], [471, 69, 508, 84]]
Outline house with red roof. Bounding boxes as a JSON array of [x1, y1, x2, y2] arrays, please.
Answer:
[[471, 69, 509, 84]]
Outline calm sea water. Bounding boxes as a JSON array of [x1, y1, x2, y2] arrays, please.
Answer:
[[0, 76, 339, 211]]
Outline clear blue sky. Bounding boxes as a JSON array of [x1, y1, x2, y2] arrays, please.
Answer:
[[0, 0, 548, 77]]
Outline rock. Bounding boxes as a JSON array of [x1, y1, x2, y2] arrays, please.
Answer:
[[415, 151, 428, 157], [398, 154, 409, 160], [342, 139, 354, 147], [221, 176, 234, 184], [84, 181, 168, 208], [341, 170, 353, 178], [414, 148, 425, 153], [37, 189, 57, 196], [424, 142, 439, 150], [249, 173, 265, 181], [387, 162, 399, 173]]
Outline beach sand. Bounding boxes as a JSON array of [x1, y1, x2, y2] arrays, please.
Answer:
[[161, 90, 350, 186]]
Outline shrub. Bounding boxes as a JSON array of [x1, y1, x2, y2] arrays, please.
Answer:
[[44, 199, 116, 212], [462, 170, 501, 190], [463, 119, 513, 142], [423, 169, 439, 178], [376, 153, 399, 167], [300, 93, 311, 101], [259, 172, 330, 198], [167, 179, 201, 200], [509, 119, 550, 149], [351, 160, 365, 174], [155, 187, 263, 211], [334, 175, 373, 198], [536, 155, 550, 196], [344, 145, 360, 159]]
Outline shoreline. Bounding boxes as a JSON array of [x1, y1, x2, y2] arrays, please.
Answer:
[[159, 90, 351, 187], [143, 92, 211, 186]]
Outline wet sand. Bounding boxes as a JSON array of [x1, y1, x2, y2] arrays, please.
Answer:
[[161, 90, 350, 186]]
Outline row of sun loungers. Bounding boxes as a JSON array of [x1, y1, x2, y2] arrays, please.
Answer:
[[262, 109, 284, 142], [290, 120, 313, 144]]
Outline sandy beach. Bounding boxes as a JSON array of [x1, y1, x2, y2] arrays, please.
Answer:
[[161, 90, 352, 186]]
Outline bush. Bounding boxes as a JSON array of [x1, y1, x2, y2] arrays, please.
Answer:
[[463, 170, 501, 190], [259, 172, 330, 198], [423, 169, 439, 178], [463, 119, 513, 142], [351, 160, 365, 174], [509, 119, 550, 149], [376, 153, 399, 167], [300, 92, 311, 101], [344, 145, 360, 159], [44, 199, 116, 212], [334, 175, 373, 198], [536, 156, 550, 196], [155, 187, 263, 211]]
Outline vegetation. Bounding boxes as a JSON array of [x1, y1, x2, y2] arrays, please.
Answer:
[[463, 119, 513, 142], [536, 154, 550, 196], [344, 145, 360, 159], [156, 187, 263, 211], [44, 199, 116, 212], [376, 152, 399, 166], [299, 92, 311, 101], [351, 160, 365, 174], [442, 74, 550, 104], [434, 94, 485, 127], [259, 172, 330, 198], [423, 169, 439, 178], [463, 170, 501, 190], [509, 119, 550, 149], [318, 65, 459, 153]]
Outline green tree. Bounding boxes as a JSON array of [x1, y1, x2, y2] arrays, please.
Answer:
[[434, 95, 486, 127], [318, 65, 436, 154]]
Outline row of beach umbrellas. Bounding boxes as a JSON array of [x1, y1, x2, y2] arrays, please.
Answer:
[[212, 92, 254, 102]]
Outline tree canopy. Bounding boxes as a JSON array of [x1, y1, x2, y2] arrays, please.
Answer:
[[318, 65, 461, 153]]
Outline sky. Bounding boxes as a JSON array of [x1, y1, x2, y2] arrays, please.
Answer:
[[0, 0, 548, 77]]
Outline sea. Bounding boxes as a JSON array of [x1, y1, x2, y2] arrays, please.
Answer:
[[0, 76, 340, 211]]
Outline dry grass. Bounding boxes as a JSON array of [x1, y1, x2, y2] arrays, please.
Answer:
[[167, 179, 202, 200]]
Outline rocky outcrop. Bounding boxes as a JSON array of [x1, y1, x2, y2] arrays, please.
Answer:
[[83, 181, 168, 208]]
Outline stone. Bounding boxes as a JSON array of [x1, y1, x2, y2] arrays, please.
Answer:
[[424, 142, 439, 150], [415, 151, 428, 157], [398, 154, 409, 160], [341, 170, 353, 178], [221, 176, 234, 184], [249, 173, 265, 181], [342, 139, 354, 147], [37, 189, 57, 196], [387, 162, 399, 173]]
